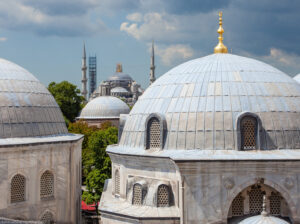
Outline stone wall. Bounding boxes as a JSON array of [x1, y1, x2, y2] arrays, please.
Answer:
[[0, 138, 82, 224]]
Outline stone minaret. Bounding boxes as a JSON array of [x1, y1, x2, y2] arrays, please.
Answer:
[[81, 43, 88, 101], [149, 40, 156, 85]]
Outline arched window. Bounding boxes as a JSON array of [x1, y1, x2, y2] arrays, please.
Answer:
[[40, 171, 54, 199], [249, 185, 264, 214], [269, 192, 281, 215], [146, 117, 161, 149], [157, 184, 170, 207], [40, 211, 54, 224], [11, 174, 26, 203], [231, 193, 244, 216], [241, 116, 257, 150], [115, 169, 120, 195], [132, 184, 143, 205]]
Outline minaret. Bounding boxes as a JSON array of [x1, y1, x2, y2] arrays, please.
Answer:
[[149, 40, 156, 85], [214, 11, 228, 54], [81, 43, 88, 101]]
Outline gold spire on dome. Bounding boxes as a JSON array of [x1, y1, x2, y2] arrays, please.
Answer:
[[116, 63, 123, 72], [214, 11, 228, 54]]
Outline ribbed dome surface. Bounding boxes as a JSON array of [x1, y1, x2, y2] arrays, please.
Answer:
[[79, 96, 130, 119], [107, 72, 133, 81], [0, 58, 67, 138], [239, 215, 289, 224], [294, 74, 300, 83], [111, 87, 129, 93], [120, 53, 300, 150]]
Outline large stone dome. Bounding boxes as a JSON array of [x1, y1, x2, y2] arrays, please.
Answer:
[[238, 215, 289, 224], [107, 72, 133, 81], [0, 58, 67, 138], [78, 96, 130, 119], [119, 53, 300, 151]]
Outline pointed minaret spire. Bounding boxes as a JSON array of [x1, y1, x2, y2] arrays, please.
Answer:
[[149, 40, 156, 85], [81, 43, 88, 101]]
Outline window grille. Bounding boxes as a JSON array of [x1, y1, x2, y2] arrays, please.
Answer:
[[241, 116, 257, 150], [11, 174, 25, 203], [115, 169, 120, 195], [147, 118, 161, 149], [132, 184, 143, 205], [40, 171, 54, 199], [41, 211, 54, 224], [270, 192, 281, 215], [231, 193, 244, 216], [249, 185, 264, 214], [157, 185, 170, 207]]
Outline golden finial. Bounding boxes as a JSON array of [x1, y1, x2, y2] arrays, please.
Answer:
[[214, 11, 228, 54], [116, 63, 123, 72]]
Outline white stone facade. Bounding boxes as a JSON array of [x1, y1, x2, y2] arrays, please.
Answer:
[[0, 137, 82, 223], [99, 53, 300, 224]]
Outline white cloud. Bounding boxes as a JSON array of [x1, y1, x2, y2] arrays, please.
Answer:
[[155, 44, 194, 66], [126, 13, 142, 22], [120, 12, 190, 43], [0, 37, 7, 42]]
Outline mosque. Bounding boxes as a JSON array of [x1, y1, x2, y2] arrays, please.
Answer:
[[99, 12, 300, 224], [81, 42, 156, 106], [0, 59, 82, 223]]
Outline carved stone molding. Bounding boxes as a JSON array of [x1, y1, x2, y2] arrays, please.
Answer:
[[284, 177, 294, 189], [223, 177, 235, 189]]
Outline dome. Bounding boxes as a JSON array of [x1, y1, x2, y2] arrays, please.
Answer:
[[238, 215, 289, 224], [78, 96, 130, 119], [107, 72, 133, 81], [294, 74, 300, 83], [0, 58, 67, 138], [111, 87, 129, 93], [119, 53, 300, 151]]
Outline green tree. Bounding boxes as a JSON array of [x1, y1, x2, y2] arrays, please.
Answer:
[[82, 127, 118, 212], [48, 81, 84, 122]]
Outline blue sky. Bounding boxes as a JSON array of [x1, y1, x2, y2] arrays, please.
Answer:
[[1, 0, 300, 90]]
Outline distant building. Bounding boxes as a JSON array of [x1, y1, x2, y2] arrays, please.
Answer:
[[0, 59, 82, 223], [77, 96, 130, 128], [82, 42, 156, 105], [90, 63, 143, 106], [99, 12, 300, 224]]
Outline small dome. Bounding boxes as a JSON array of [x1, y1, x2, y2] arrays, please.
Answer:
[[107, 72, 133, 81], [294, 74, 300, 83], [78, 96, 130, 119], [239, 215, 289, 224], [111, 87, 129, 93], [119, 53, 300, 150], [0, 58, 67, 138]]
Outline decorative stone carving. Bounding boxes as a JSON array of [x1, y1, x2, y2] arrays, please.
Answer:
[[284, 177, 294, 189], [223, 178, 235, 189]]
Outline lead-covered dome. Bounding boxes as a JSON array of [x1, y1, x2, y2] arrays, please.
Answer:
[[294, 74, 300, 84], [119, 53, 300, 151], [0, 58, 67, 138], [78, 96, 130, 119], [238, 215, 289, 224]]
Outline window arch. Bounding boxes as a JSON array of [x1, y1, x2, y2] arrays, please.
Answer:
[[146, 117, 161, 149], [115, 169, 120, 195], [11, 174, 26, 203], [40, 170, 54, 199], [241, 116, 258, 150], [157, 184, 170, 207], [132, 183, 143, 205], [40, 211, 54, 224], [231, 193, 244, 216]]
